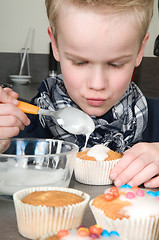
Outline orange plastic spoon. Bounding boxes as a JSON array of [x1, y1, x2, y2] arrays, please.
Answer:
[[17, 101, 95, 135]]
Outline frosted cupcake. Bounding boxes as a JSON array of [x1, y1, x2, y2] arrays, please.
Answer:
[[74, 144, 122, 185], [90, 185, 159, 240], [39, 224, 123, 239], [13, 186, 90, 239]]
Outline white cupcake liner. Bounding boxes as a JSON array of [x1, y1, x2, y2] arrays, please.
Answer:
[[89, 200, 159, 240], [13, 186, 90, 240], [74, 158, 120, 185]]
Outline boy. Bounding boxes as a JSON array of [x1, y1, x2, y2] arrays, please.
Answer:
[[1, 0, 159, 188]]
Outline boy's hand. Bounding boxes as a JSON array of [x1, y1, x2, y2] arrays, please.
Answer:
[[0, 87, 30, 138], [110, 142, 159, 188]]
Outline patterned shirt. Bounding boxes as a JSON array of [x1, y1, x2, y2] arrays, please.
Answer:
[[32, 74, 148, 152]]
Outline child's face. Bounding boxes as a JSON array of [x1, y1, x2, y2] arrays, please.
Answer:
[[49, 4, 148, 117]]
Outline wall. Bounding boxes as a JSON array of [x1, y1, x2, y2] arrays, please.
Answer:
[[0, 0, 158, 56], [0, 0, 50, 54]]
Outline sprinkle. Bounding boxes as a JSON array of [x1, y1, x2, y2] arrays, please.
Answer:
[[57, 230, 69, 238], [155, 191, 159, 197], [89, 233, 99, 238], [126, 192, 135, 199], [110, 186, 120, 198], [132, 186, 139, 191], [110, 186, 118, 193], [121, 184, 132, 189], [110, 231, 120, 236], [136, 189, 144, 197], [89, 225, 103, 235], [77, 227, 89, 236], [148, 191, 156, 197], [101, 229, 110, 237], [104, 193, 114, 201], [113, 191, 120, 198]]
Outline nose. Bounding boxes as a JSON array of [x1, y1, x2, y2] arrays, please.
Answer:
[[87, 66, 107, 90]]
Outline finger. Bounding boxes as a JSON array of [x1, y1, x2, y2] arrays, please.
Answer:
[[112, 148, 157, 187], [4, 87, 19, 99], [0, 86, 19, 104], [0, 115, 26, 130], [110, 143, 149, 180], [144, 175, 159, 188], [110, 150, 142, 181], [0, 104, 30, 126], [0, 126, 23, 138], [127, 162, 159, 187]]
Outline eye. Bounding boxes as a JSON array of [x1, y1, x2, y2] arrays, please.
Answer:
[[108, 63, 124, 68], [72, 60, 89, 66]]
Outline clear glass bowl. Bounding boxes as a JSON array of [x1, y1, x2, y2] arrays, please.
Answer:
[[0, 138, 78, 196]]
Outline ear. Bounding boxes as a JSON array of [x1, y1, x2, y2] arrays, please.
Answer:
[[48, 27, 60, 61], [135, 32, 149, 67]]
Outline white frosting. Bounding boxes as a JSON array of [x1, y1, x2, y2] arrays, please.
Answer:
[[105, 187, 159, 218], [87, 144, 110, 161], [123, 191, 159, 218]]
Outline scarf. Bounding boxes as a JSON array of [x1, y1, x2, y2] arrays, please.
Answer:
[[35, 74, 148, 152]]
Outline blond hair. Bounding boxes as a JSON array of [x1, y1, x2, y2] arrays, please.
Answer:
[[45, 0, 154, 43]]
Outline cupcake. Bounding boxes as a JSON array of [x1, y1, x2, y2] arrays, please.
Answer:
[[74, 144, 122, 185], [39, 224, 123, 239], [90, 185, 159, 240], [13, 186, 90, 239]]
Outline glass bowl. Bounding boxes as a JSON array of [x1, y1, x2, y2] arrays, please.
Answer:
[[0, 138, 78, 196]]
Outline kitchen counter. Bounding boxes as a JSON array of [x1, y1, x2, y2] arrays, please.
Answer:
[[0, 176, 107, 240]]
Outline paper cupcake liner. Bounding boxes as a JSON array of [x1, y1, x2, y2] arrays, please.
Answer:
[[89, 200, 159, 240], [13, 186, 90, 240], [74, 158, 120, 185]]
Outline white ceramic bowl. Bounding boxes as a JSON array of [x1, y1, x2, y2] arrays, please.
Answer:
[[0, 138, 78, 196]]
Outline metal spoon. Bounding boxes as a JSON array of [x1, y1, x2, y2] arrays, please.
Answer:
[[17, 101, 95, 135]]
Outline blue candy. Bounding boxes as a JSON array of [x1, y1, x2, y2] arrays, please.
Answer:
[[147, 191, 156, 197], [121, 184, 132, 189], [110, 231, 120, 236], [101, 229, 110, 237], [155, 191, 159, 197]]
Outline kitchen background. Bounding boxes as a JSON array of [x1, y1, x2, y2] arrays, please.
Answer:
[[0, 0, 159, 101]]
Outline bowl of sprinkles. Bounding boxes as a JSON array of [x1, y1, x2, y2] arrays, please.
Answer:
[[90, 185, 159, 240]]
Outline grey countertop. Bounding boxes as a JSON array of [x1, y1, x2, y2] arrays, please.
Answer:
[[0, 176, 107, 240]]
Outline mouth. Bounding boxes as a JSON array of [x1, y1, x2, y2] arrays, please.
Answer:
[[86, 98, 106, 107]]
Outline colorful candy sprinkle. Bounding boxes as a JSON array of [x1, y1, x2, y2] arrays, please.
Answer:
[[132, 186, 139, 191], [136, 189, 144, 197], [101, 229, 110, 237], [126, 192, 135, 199], [110, 231, 120, 236], [89, 233, 99, 238], [121, 184, 132, 188], [104, 193, 114, 201], [148, 191, 156, 197], [57, 229, 69, 237], [78, 227, 89, 236], [110, 186, 120, 198], [89, 225, 103, 235]]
